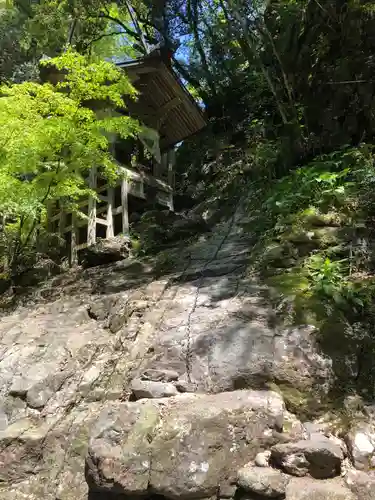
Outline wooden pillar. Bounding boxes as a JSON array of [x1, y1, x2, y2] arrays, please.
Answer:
[[167, 149, 175, 211], [156, 152, 167, 180], [70, 212, 78, 266], [59, 209, 66, 237], [87, 166, 97, 246], [167, 149, 175, 188], [106, 187, 114, 238], [121, 177, 129, 235]]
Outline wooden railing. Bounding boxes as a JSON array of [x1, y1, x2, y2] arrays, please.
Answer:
[[48, 152, 175, 264]]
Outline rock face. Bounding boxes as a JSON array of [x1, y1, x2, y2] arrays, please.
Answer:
[[0, 201, 335, 499], [270, 438, 344, 479], [86, 390, 285, 497]]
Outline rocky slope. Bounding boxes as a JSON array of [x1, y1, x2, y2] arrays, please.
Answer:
[[1, 200, 375, 499]]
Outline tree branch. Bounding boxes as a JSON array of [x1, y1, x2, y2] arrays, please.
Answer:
[[99, 12, 140, 41], [67, 18, 78, 46], [88, 30, 127, 46]]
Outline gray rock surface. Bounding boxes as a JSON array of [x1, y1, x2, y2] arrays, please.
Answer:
[[271, 438, 343, 479], [345, 469, 375, 499], [26, 370, 73, 409], [285, 477, 356, 499], [86, 390, 285, 497], [237, 464, 290, 496], [0, 201, 333, 499], [141, 368, 179, 381]]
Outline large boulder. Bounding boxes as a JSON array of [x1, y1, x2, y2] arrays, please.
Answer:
[[81, 236, 131, 268], [237, 465, 290, 497], [270, 437, 344, 479], [345, 423, 375, 470], [86, 390, 285, 497]]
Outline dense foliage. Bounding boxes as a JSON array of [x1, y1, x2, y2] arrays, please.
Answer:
[[0, 49, 139, 276]]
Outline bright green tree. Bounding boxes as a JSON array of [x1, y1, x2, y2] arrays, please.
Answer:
[[0, 49, 139, 275]]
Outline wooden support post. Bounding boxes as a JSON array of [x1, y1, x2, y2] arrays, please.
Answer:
[[167, 149, 175, 188], [70, 212, 78, 266], [167, 149, 175, 211], [87, 167, 97, 246], [59, 210, 66, 237], [153, 160, 161, 179], [157, 152, 167, 180], [121, 177, 129, 235], [106, 187, 114, 238]]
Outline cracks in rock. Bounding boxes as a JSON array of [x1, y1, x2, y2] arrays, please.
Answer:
[[183, 202, 245, 385], [2, 202, 274, 496], [49, 261, 195, 496]]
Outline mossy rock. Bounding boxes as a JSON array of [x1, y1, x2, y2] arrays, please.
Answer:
[[267, 382, 326, 421], [262, 242, 298, 268], [312, 227, 341, 246], [283, 230, 315, 244], [304, 212, 342, 228]]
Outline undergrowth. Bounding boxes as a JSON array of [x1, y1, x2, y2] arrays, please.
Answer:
[[247, 143, 375, 399]]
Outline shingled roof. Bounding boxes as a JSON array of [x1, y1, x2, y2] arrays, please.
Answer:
[[117, 49, 206, 151]]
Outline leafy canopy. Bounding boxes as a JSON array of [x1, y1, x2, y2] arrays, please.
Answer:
[[0, 49, 139, 224]]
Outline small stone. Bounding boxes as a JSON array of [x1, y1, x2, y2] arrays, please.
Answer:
[[271, 438, 343, 479], [255, 450, 271, 467], [81, 236, 130, 268], [141, 369, 179, 382], [237, 465, 290, 497], [130, 379, 178, 400], [346, 427, 375, 470]]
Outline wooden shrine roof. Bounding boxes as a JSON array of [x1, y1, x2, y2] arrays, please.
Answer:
[[117, 50, 207, 151]]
